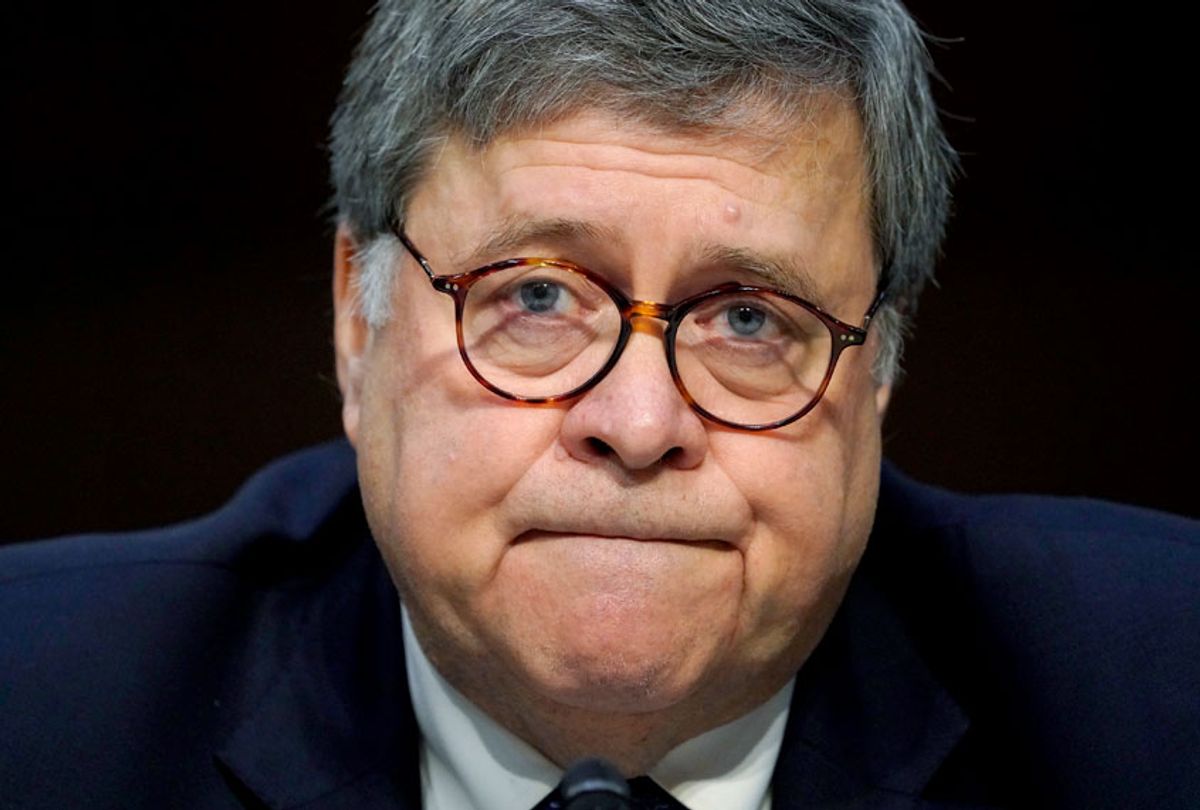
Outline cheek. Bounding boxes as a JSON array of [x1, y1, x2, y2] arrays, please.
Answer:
[[727, 435, 852, 597], [712, 415, 853, 545], [711, 379, 881, 629], [355, 312, 568, 610]]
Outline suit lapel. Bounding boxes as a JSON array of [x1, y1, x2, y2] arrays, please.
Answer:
[[771, 523, 970, 808], [216, 538, 422, 810]]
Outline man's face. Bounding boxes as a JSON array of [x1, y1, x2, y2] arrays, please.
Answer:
[[336, 99, 888, 739]]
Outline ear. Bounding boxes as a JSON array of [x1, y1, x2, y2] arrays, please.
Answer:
[[333, 223, 371, 446], [874, 382, 893, 420]]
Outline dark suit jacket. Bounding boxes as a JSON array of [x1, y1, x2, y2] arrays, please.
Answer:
[[2, 442, 1197, 809]]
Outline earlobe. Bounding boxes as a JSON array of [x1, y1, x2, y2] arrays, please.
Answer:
[[333, 223, 370, 446]]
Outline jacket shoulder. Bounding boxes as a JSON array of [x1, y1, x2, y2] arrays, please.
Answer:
[[872, 463, 1200, 806], [0, 440, 360, 585], [0, 441, 372, 809], [876, 464, 1198, 634], [877, 460, 1198, 544], [875, 461, 1199, 663]]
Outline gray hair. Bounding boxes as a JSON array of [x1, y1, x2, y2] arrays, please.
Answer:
[[330, 0, 955, 383]]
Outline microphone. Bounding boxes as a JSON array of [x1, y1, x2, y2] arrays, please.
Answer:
[[559, 757, 631, 810]]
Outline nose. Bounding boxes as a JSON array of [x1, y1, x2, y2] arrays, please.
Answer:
[[558, 324, 709, 472]]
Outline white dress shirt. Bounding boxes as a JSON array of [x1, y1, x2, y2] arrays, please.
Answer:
[[403, 608, 793, 810]]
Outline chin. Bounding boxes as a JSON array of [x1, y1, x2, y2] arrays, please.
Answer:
[[513, 626, 716, 714], [536, 657, 695, 714], [486, 545, 741, 702]]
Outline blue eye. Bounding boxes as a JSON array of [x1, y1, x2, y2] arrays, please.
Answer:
[[519, 281, 561, 313], [726, 304, 767, 336]]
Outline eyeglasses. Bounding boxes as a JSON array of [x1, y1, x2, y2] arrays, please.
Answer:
[[393, 227, 885, 432]]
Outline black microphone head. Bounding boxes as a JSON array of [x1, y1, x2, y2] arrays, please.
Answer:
[[560, 757, 631, 810]]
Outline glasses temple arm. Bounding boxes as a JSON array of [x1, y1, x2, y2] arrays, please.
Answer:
[[860, 288, 888, 330], [390, 217, 438, 281]]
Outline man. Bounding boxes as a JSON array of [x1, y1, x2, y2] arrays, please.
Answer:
[[1, 1, 1197, 808]]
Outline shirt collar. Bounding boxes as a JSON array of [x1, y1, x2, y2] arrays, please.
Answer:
[[404, 607, 792, 810]]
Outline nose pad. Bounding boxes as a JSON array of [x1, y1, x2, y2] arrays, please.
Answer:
[[558, 326, 708, 471]]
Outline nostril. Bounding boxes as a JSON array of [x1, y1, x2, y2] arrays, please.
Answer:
[[586, 437, 614, 457], [585, 436, 614, 456], [584, 438, 688, 466]]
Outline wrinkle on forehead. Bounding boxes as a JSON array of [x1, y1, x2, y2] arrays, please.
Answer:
[[417, 94, 865, 199], [480, 98, 866, 209], [492, 154, 784, 210], [497, 138, 782, 180], [414, 92, 866, 208]]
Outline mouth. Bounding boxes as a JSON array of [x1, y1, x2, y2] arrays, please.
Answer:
[[514, 529, 732, 552]]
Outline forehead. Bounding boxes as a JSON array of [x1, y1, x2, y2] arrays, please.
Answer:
[[405, 96, 873, 302]]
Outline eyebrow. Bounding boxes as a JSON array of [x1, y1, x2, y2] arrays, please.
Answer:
[[462, 217, 620, 267], [698, 244, 825, 307], [463, 216, 826, 306]]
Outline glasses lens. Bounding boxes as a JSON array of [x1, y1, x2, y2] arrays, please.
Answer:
[[460, 263, 622, 399], [674, 289, 833, 426]]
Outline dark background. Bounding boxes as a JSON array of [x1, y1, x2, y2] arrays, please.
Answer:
[[4, 2, 1196, 542]]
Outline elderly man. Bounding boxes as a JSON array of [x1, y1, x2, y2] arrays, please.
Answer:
[[2, 1, 1197, 808]]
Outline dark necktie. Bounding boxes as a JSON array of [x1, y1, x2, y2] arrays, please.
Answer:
[[531, 774, 690, 810], [626, 776, 691, 810]]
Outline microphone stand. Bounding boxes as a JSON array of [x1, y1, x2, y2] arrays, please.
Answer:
[[559, 757, 632, 810]]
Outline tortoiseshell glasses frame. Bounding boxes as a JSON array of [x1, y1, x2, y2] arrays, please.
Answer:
[[392, 225, 886, 432]]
